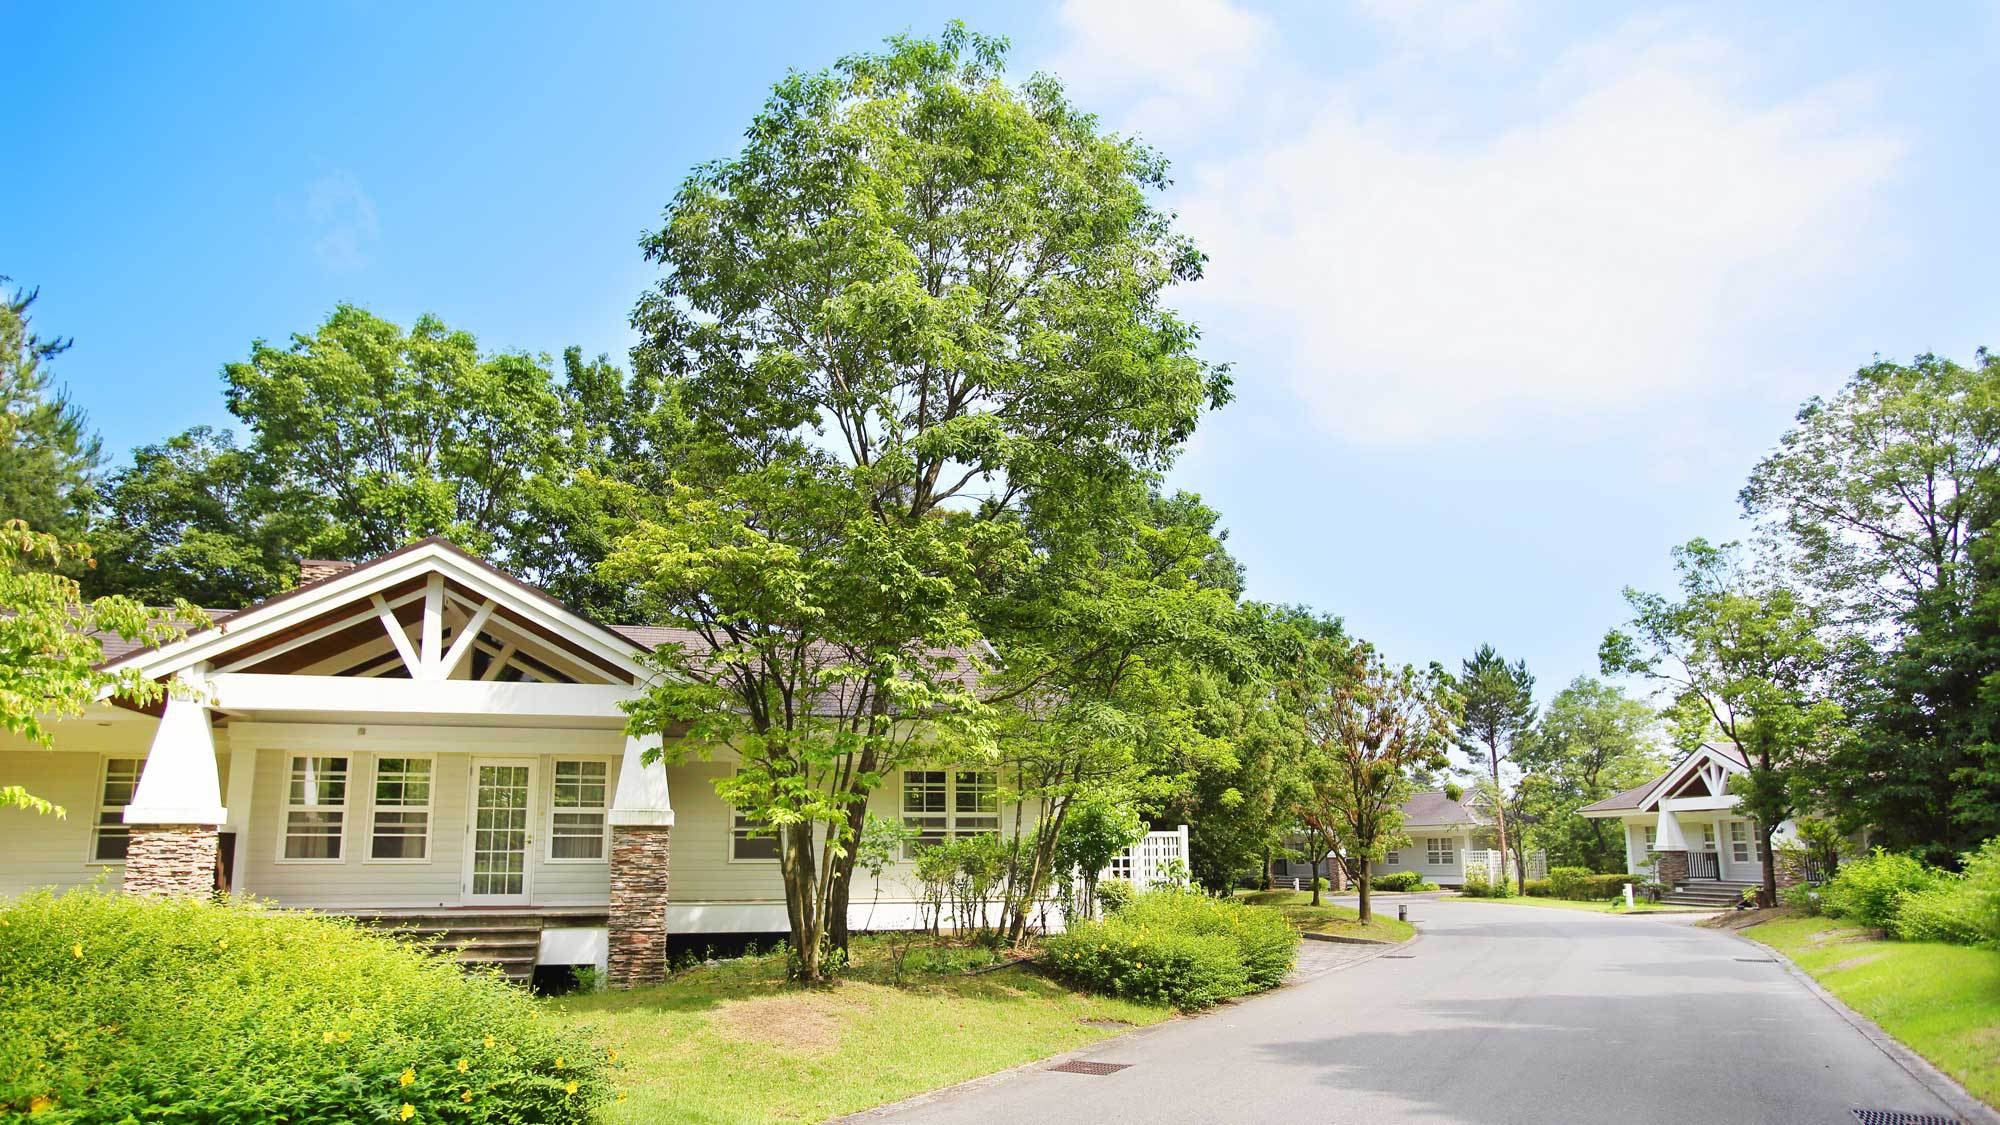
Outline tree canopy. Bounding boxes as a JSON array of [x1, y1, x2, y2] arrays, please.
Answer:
[[0, 281, 100, 541]]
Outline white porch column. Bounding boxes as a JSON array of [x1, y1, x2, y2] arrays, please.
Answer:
[[607, 733, 673, 988], [223, 746, 259, 894], [123, 689, 227, 897], [1654, 807, 1687, 851]]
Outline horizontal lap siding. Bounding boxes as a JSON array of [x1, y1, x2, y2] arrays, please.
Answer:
[[0, 749, 126, 896]]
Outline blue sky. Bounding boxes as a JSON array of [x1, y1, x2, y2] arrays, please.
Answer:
[[6, 1, 1997, 701]]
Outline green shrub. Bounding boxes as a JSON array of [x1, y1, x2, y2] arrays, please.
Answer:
[[1548, 868, 1634, 900], [1890, 882, 1984, 945], [1095, 878, 1135, 916], [1523, 879, 1552, 897], [0, 891, 612, 1122], [1044, 891, 1299, 1008], [1547, 866, 1593, 898], [1780, 880, 1823, 915], [1962, 836, 2000, 944], [1460, 872, 1512, 898], [1821, 849, 1950, 930], [1371, 871, 1423, 892]]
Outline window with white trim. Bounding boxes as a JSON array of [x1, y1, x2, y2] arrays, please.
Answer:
[[1384, 851, 1401, 865], [549, 760, 609, 861], [1643, 826, 1657, 850], [368, 757, 432, 861], [282, 755, 348, 861], [1728, 820, 1752, 864], [729, 770, 780, 861], [91, 758, 143, 862], [902, 770, 998, 858], [1426, 837, 1454, 865]]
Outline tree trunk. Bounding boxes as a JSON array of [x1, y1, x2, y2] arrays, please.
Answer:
[[1260, 848, 1272, 891], [779, 821, 826, 980], [1489, 758, 1516, 894], [1310, 848, 1323, 906], [1759, 826, 1779, 907], [826, 795, 868, 953], [1356, 857, 1373, 923]]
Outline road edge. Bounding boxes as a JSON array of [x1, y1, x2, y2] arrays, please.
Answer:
[[830, 929, 1420, 1123], [1729, 926, 2000, 1125]]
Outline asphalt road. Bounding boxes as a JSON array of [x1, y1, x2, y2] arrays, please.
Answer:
[[860, 897, 1966, 1125]]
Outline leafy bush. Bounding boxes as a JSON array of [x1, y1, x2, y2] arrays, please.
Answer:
[[1547, 868, 1633, 900], [1044, 891, 1299, 1008], [1522, 879, 1552, 897], [1371, 871, 1424, 892], [0, 891, 613, 1122], [1821, 849, 1951, 930], [1095, 878, 1135, 916], [1780, 880, 1823, 915], [1962, 836, 2000, 944], [1460, 872, 1512, 898], [1890, 882, 1984, 945]]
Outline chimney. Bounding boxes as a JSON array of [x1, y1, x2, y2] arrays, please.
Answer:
[[297, 559, 357, 586]]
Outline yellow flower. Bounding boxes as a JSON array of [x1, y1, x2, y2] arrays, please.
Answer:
[[553, 1057, 565, 1070], [217, 940, 228, 950], [322, 1031, 335, 1044], [399, 1104, 415, 1121], [564, 1080, 579, 1096], [336, 1031, 351, 1043], [29, 1094, 53, 1113], [607, 1048, 618, 1063], [617, 1091, 628, 1104], [461, 1089, 473, 1103], [455, 1057, 469, 1074], [399, 1067, 415, 1087], [482, 1035, 495, 1049], [71, 943, 82, 959]]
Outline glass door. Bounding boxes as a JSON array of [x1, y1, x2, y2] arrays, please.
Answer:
[[464, 759, 535, 905]]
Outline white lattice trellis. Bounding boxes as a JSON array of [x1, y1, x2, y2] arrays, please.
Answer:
[[1102, 825, 1191, 889]]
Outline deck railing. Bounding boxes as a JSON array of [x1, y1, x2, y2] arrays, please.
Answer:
[[1687, 851, 1720, 880]]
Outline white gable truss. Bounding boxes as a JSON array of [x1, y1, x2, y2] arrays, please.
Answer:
[[102, 537, 656, 723], [1638, 743, 1745, 812]]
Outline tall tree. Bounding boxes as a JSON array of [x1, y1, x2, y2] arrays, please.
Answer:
[[1743, 349, 2000, 862], [0, 521, 195, 813], [1518, 677, 1663, 871], [1293, 636, 1457, 923], [1602, 539, 1842, 905], [1455, 644, 1536, 892], [615, 24, 1227, 974], [0, 280, 101, 540]]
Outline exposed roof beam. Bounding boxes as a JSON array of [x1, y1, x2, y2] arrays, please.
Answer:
[[373, 594, 423, 676], [437, 599, 498, 681]]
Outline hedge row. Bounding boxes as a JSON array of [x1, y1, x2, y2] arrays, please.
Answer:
[[1043, 891, 1300, 1010], [0, 891, 615, 1122], [1802, 842, 2000, 946]]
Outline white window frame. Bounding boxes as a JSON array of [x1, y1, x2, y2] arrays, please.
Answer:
[[1384, 851, 1400, 865], [1643, 826, 1657, 851], [727, 770, 781, 864], [365, 755, 435, 864], [901, 769, 998, 859], [1728, 820, 1753, 864], [86, 757, 145, 865], [1426, 837, 1455, 866], [546, 757, 612, 864], [276, 754, 350, 864]]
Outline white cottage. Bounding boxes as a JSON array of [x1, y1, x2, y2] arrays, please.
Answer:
[[0, 539, 1142, 986], [1273, 790, 1544, 888], [1579, 741, 1797, 905]]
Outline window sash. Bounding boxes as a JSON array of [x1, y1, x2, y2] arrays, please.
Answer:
[[368, 757, 432, 861], [731, 810, 781, 861], [903, 770, 998, 857], [548, 760, 609, 862], [1728, 821, 1753, 863], [92, 758, 143, 863], [1426, 838, 1454, 865], [283, 756, 348, 861]]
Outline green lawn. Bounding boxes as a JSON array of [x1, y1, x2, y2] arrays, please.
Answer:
[[1744, 915, 2000, 1108], [548, 937, 1169, 1124], [1453, 894, 1712, 915], [1233, 890, 1417, 942]]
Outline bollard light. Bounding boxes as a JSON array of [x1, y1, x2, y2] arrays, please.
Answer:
[[1398, 904, 1407, 923]]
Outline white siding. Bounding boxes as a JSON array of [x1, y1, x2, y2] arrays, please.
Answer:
[[0, 718, 163, 897], [1375, 826, 1472, 885]]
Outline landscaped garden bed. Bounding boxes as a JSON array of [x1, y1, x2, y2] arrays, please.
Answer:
[[1233, 889, 1417, 942]]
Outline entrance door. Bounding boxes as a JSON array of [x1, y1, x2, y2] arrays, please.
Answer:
[[464, 759, 535, 905]]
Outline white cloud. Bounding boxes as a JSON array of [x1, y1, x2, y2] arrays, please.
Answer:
[[1047, 0, 1273, 134], [1161, 16, 1905, 443], [307, 172, 378, 272], [1350, 0, 1520, 51]]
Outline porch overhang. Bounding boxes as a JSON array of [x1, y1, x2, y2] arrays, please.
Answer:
[[205, 673, 638, 724]]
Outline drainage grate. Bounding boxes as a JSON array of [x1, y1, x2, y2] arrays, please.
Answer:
[[1381, 954, 1416, 959], [1853, 1110, 1960, 1125], [1050, 1060, 1131, 1076], [1734, 957, 1776, 963]]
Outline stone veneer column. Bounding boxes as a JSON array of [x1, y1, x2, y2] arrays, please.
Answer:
[[607, 825, 672, 987], [1653, 849, 1689, 887], [124, 824, 220, 897]]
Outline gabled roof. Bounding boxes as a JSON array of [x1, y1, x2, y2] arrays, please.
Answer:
[[1402, 790, 1482, 828], [1577, 741, 1744, 817], [100, 537, 656, 686]]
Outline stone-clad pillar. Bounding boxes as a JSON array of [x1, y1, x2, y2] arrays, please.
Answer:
[[1653, 849, 1689, 888], [123, 690, 226, 898], [606, 733, 674, 988]]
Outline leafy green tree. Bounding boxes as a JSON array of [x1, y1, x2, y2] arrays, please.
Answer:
[[1518, 676, 1663, 871], [1051, 796, 1144, 921], [84, 426, 304, 605], [615, 24, 1227, 970], [1602, 539, 1842, 905], [0, 280, 100, 540], [1455, 644, 1536, 892], [1293, 635, 1458, 922], [1743, 349, 2000, 862], [0, 521, 196, 813]]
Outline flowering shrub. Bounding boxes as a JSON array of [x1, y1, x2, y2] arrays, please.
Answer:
[[0, 891, 614, 1122], [1043, 891, 1299, 1009]]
